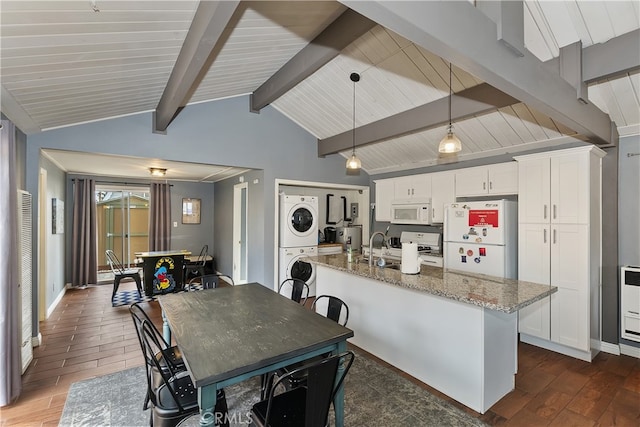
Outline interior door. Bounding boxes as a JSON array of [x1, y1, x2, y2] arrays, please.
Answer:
[[233, 182, 248, 284]]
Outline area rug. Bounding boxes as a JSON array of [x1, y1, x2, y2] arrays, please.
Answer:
[[111, 289, 155, 307], [60, 348, 487, 427]]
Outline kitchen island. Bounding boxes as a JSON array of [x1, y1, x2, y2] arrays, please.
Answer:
[[310, 254, 556, 414]]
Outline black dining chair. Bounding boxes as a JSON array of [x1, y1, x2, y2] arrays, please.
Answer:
[[139, 319, 229, 427], [184, 245, 208, 281], [185, 274, 234, 291], [251, 351, 355, 427], [262, 295, 350, 398], [106, 249, 143, 302], [278, 278, 309, 305], [130, 303, 186, 410]]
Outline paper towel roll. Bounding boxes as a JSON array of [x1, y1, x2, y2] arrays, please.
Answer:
[[401, 242, 420, 274]]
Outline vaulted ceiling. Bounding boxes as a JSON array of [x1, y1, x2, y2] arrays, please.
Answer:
[[1, 1, 639, 176]]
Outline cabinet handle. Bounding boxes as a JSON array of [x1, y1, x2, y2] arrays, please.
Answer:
[[489, 181, 493, 190], [407, 189, 411, 196], [483, 182, 486, 190], [544, 205, 547, 219], [411, 188, 414, 196], [553, 204, 557, 219], [553, 229, 556, 244], [544, 229, 547, 243]]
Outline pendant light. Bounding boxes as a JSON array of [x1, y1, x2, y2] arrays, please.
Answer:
[[346, 72, 362, 171], [438, 63, 462, 154]]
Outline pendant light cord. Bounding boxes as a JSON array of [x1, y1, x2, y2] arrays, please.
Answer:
[[352, 76, 356, 154], [448, 63, 452, 131]]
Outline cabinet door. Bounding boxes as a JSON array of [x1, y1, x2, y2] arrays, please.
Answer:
[[375, 179, 394, 222], [550, 153, 590, 224], [550, 224, 590, 351], [431, 172, 455, 223], [488, 162, 518, 195], [518, 157, 551, 224], [517, 223, 551, 339], [394, 174, 431, 200], [455, 166, 487, 197]]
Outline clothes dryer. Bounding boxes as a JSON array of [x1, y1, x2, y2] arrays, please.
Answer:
[[280, 195, 319, 247], [279, 246, 317, 296]]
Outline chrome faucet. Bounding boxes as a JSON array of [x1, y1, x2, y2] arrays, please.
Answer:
[[369, 231, 389, 267]]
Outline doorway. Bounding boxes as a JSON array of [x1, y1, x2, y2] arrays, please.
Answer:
[[233, 182, 248, 284], [96, 185, 149, 281]]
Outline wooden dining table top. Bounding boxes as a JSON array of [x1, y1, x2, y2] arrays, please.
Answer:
[[158, 283, 354, 388]]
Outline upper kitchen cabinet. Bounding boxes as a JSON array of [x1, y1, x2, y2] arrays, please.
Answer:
[[517, 147, 601, 225], [455, 162, 518, 197], [393, 174, 431, 201], [374, 178, 394, 222], [431, 171, 455, 223]]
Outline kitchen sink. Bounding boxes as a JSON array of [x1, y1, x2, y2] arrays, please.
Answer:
[[358, 257, 401, 269]]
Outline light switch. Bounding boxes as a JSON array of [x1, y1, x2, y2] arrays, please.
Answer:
[[173, 221, 178, 227]]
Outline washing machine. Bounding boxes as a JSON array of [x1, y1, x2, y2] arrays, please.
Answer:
[[279, 246, 317, 296], [279, 195, 319, 248]]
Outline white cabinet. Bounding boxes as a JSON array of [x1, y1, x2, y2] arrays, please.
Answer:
[[393, 174, 431, 201], [516, 146, 603, 361], [431, 172, 455, 223], [455, 162, 518, 197], [374, 179, 394, 222], [518, 153, 590, 224]]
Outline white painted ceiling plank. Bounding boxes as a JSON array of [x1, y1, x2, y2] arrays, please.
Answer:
[[475, 113, 522, 147], [510, 103, 554, 140], [576, 1, 615, 44], [604, 1, 640, 37], [610, 74, 640, 125], [0, 40, 186, 58], [528, 108, 563, 140], [536, 0, 580, 49], [524, 1, 558, 59]]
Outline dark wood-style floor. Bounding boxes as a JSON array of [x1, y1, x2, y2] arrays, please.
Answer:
[[1, 281, 639, 426]]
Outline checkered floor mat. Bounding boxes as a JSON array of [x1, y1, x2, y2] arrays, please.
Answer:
[[111, 290, 155, 307], [111, 284, 205, 307]]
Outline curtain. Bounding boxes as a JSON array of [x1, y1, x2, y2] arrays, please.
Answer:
[[149, 183, 171, 251], [71, 179, 97, 287], [0, 120, 22, 406]]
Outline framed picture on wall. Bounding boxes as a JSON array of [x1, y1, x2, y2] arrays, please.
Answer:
[[52, 198, 64, 234], [182, 198, 201, 224]]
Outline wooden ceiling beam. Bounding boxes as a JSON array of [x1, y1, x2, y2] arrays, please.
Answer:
[[250, 8, 376, 113], [153, 0, 242, 133], [341, 0, 617, 146], [318, 83, 518, 156]]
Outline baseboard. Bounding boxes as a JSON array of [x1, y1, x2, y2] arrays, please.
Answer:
[[520, 334, 592, 362], [598, 341, 621, 356], [46, 285, 67, 318], [620, 343, 640, 359], [31, 332, 42, 348]]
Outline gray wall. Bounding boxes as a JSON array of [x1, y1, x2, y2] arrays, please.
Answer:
[[39, 155, 67, 312], [169, 181, 215, 255], [618, 134, 640, 348], [25, 95, 369, 332]]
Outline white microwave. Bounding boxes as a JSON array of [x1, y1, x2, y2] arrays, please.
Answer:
[[390, 200, 432, 225]]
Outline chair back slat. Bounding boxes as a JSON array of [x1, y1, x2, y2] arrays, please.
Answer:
[[105, 249, 125, 274], [312, 295, 349, 326], [304, 355, 341, 427], [278, 278, 309, 305]]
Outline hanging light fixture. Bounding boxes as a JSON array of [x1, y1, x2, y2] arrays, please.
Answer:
[[346, 72, 362, 171], [149, 167, 167, 177], [438, 63, 462, 154]]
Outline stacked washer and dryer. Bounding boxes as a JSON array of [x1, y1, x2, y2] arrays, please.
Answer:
[[279, 195, 319, 296]]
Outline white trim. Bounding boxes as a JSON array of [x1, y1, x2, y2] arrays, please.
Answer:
[[31, 333, 42, 348], [598, 341, 621, 355], [46, 285, 67, 319], [618, 124, 640, 137], [620, 343, 640, 359]]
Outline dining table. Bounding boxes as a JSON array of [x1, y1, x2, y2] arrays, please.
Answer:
[[158, 283, 354, 426]]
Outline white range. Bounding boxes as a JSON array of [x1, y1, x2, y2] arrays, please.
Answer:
[[362, 231, 443, 267]]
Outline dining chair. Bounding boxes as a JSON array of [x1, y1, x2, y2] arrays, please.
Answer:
[[278, 278, 309, 305], [139, 319, 230, 427], [251, 351, 355, 427], [185, 273, 234, 291], [130, 303, 186, 410], [311, 295, 350, 327], [106, 249, 143, 302], [184, 245, 208, 281], [262, 295, 350, 398]]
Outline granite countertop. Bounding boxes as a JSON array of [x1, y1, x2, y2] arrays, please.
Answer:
[[310, 254, 556, 314]]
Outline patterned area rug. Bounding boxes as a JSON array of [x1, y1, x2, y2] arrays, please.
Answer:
[[111, 290, 155, 307], [59, 348, 488, 427]]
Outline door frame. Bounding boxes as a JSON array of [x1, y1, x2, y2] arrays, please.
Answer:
[[233, 182, 249, 284]]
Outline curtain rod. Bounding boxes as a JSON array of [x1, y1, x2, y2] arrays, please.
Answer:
[[71, 178, 173, 186]]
